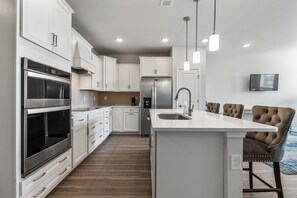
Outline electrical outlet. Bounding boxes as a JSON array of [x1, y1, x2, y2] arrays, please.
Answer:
[[231, 155, 242, 170], [104, 96, 107, 101], [135, 96, 138, 100], [93, 96, 96, 102], [83, 96, 86, 102]]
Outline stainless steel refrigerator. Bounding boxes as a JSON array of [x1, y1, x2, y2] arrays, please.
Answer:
[[140, 77, 172, 136]]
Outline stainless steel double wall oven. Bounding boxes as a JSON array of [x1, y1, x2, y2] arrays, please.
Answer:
[[21, 58, 71, 177]]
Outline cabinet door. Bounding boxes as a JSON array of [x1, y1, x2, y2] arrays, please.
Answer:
[[112, 108, 123, 132], [21, 0, 53, 51], [130, 65, 140, 91], [156, 58, 171, 76], [118, 65, 130, 91], [141, 59, 157, 76], [52, 0, 72, 60], [72, 126, 88, 168], [97, 58, 103, 90], [105, 57, 116, 91], [123, 112, 139, 132]]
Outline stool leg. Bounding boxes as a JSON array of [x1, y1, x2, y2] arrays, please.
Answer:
[[273, 162, 284, 198], [249, 162, 253, 189]]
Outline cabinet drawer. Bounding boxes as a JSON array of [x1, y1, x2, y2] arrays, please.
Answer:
[[24, 160, 71, 198], [124, 108, 139, 113], [72, 113, 87, 127], [88, 134, 97, 153], [88, 109, 103, 123], [88, 121, 100, 136], [20, 149, 71, 197]]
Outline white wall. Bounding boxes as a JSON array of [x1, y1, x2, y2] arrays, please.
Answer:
[[206, 49, 297, 126], [0, 0, 16, 197], [172, 46, 207, 110]]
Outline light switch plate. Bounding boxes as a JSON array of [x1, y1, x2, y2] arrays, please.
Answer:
[[231, 155, 242, 170]]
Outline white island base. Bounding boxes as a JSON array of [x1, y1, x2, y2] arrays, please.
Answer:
[[149, 109, 277, 198]]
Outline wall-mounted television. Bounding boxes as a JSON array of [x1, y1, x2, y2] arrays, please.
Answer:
[[249, 74, 279, 91]]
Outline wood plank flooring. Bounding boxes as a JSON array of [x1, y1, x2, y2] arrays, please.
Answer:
[[47, 134, 151, 198], [47, 134, 297, 198]]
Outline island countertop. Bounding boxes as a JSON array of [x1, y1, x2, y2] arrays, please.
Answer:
[[149, 109, 277, 132]]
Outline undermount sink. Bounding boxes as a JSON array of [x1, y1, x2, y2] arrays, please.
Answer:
[[158, 113, 191, 120]]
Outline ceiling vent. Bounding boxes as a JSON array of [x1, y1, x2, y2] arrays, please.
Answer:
[[160, 0, 174, 7]]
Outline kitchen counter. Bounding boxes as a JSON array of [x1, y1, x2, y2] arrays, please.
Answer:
[[149, 109, 277, 198]]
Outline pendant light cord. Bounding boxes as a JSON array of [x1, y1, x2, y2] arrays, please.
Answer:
[[195, 0, 198, 51], [186, 19, 188, 61], [213, 0, 216, 34]]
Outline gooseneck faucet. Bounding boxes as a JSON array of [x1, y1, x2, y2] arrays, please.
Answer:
[[175, 87, 194, 116]]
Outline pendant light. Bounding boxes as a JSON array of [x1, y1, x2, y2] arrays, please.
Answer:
[[209, 0, 219, 51], [193, 0, 201, 63], [184, 16, 190, 70]]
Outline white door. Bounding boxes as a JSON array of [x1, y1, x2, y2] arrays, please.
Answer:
[[72, 125, 88, 168], [118, 65, 130, 91], [21, 0, 53, 51], [130, 65, 140, 91], [105, 57, 116, 91], [52, 0, 72, 60], [141, 59, 156, 76], [112, 108, 123, 132], [123, 112, 139, 132], [177, 69, 199, 110], [97, 58, 103, 91], [156, 58, 171, 76]]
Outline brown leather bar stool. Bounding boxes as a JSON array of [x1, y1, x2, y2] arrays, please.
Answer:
[[243, 105, 295, 198], [223, 103, 244, 119], [206, 102, 220, 114]]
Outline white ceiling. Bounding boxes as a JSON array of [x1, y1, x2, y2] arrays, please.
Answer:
[[66, 0, 297, 54]]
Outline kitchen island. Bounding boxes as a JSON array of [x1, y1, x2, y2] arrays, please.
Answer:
[[149, 109, 277, 198]]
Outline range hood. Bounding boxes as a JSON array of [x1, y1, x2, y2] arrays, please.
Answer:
[[72, 42, 96, 74]]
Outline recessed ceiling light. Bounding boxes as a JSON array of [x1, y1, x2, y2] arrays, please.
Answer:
[[116, 38, 123, 43], [162, 38, 169, 43], [202, 39, 208, 43], [243, 43, 251, 48]]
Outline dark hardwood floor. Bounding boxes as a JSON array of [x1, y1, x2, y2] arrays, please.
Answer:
[[47, 134, 297, 198], [47, 134, 151, 198]]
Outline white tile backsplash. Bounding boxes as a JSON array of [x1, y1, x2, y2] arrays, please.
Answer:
[[71, 71, 98, 108]]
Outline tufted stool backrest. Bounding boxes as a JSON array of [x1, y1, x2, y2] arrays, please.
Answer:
[[223, 103, 244, 119], [206, 102, 220, 113], [246, 105, 295, 147]]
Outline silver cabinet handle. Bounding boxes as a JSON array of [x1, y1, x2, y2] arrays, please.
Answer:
[[51, 33, 55, 45], [91, 140, 96, 145], [91, 126, 96, 129], [54, 34, 58, 47], [59, 168, 68, 176], [105, 83, 107, 89], [97, 82, 99, 87], [59, 156, 68, 163], [33, 172, 46, 182], [33, 187, 46, 198], [78, 119, 85, 122]]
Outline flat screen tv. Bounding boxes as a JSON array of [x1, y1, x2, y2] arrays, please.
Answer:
[[249, 74, 279, 91]]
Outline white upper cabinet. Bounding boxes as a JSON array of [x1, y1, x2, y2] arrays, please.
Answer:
[[118, 64, 140, 92], [139, 57, 172, 77], [80, 53, 103, 91], [101, 56, 117, 91], [21, 0, 74, 60]]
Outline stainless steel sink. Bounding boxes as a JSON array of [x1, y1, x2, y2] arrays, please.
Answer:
[[158, 113, 191, 120]]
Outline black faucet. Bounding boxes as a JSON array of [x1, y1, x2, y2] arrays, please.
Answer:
[[174, 87, 194, 116]]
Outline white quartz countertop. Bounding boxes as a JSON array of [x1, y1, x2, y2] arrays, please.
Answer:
[[149, 109, 278, 132]]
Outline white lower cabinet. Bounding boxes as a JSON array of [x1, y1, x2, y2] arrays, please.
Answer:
[[20, 149, 71, 198], [72, 113, 88, 168], [87, 109, 104, 154], [104, 108, 112, 138], [112, 107, 139, 132]]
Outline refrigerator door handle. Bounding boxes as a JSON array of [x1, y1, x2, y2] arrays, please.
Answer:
[[154, 86, 157, 108], [151, 87, 157, 109]]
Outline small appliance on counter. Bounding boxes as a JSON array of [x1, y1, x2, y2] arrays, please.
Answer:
[[131, 96, 136, 106]]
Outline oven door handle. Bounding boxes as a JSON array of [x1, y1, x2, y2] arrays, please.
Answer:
[[27, 71, 70, 84], [27, 106, 71, 115]]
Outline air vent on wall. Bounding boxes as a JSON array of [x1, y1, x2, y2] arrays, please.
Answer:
[[160, 0, 174, 7]]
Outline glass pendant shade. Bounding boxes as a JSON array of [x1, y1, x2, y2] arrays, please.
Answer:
[[184, 61, 190, 70], [209, 34, 220, 51], [193, 51, 201, 63]]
